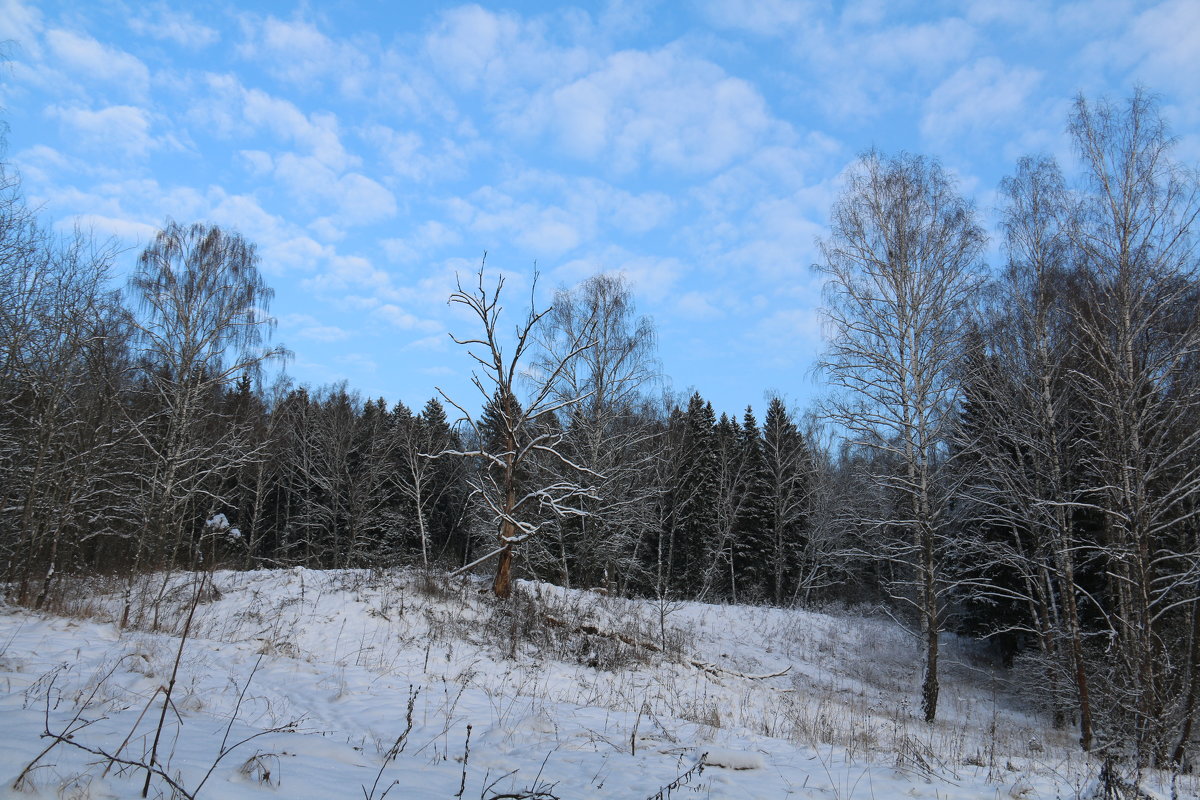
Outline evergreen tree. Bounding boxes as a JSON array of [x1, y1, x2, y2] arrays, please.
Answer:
[[416, 398, 467, 566], [761, 396, 811, 604], [734, 407, 773, 601], [670, 393, 718, 596]]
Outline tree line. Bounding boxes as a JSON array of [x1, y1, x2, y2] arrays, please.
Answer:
[[2, 90, 1198, 766], [0, 193, 822, 609]]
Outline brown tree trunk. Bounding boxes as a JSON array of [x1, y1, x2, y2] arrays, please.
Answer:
[[1060, 550, 1094, 751], [492, 537, 513, 598], [493, 413, 518, 599]]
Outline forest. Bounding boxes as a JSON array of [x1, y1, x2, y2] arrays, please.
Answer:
[[3, 89, 1199, 774]]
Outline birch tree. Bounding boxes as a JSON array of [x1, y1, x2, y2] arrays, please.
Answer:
[[126, 221, 285, 621], [955, 154, 1098, 748], [1067, 91, 1200, 763], [535, 273, 661, 592], [817, 151, 986, 722]]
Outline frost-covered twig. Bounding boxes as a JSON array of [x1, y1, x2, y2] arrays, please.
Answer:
[[643, 754, 706, 800]]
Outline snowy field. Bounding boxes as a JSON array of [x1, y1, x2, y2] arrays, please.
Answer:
[[0, 569, 1191, 799]]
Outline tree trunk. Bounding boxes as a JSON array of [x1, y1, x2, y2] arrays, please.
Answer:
[[492, 537, 513, 598], [1059, 541, 1094, 751], [1172, 585, 1200, 765], [921, 525, 939, 723]]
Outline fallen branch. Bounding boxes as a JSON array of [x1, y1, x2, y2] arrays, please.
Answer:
[[40, 732, 195, 799], [543, 615, 662, 653], [688, 661, 791, 681], [539, 614, 793, 682], [449, 546, 506, 577]]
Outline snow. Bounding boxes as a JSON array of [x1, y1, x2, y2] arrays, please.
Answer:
[[0, 568, 1193, 799], [701, 747, 765, 770], [205, 513, 241, 539]]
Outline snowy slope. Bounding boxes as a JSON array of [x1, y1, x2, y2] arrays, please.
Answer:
[[0, 569, 1188, 799]]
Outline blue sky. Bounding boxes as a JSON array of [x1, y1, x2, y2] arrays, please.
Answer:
[[1, 0, 1197, 418]]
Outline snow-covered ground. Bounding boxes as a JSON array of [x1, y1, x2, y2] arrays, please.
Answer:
[[0, 569, 1190, 799]]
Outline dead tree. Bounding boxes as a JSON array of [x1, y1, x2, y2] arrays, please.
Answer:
[[439, 263, 598, 598]]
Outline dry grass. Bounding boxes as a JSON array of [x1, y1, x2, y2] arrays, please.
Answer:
[[11, 568, 1200, 800]]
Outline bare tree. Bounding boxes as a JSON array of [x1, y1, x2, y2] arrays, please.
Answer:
[[439, 264, 597, 598], [1066, 91, 1200, 764], [817, 151, 987, 722], [0, 204, 132, 604], [955, 154, 1098, 749], [535, 273, 661, 592], [126, 221, 286, 621]]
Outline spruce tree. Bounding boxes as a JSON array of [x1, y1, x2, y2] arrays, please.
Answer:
[[734, 407, 773, 601], [762, 396, 810, 605]]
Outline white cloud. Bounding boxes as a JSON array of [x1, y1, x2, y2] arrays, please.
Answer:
[[494, 170, 677, 237], [551, 248, 685, 303], [207, 193, 299, 259], [1115, 0, 1200, 103], [719, 9, 979, 120], [921, 58, 1042, 145], [426, 5, 518, 90], [373, 304, 441, 332], [448, 187, 582, 258], [243, 92, 353, 171], [25, 177, 211, 251], [677, 290, 723, 320], [259, 234, 327, 274], [965, 0, 1052, 32], [0, 0, 44, 53], [45, 29, 150, 100], [444, 172, 674, 259], [129, 6, 218, 48], [331, 172, 398, 225], [304, 253, 391, 293], [522, 47, 776, 173], [11, 144, 74, 184], [699, 0, 813, 35], [239, 150, 273, 176], [862, 18, 976, 73], [598, 0, 655, 35], [717, 197, 826, 278], [62, 214, 158, 242], [192, 75, 356, 171], [281, 314, 351, 342], [272, 154, 397, 231], [1056, 0, 1137, 38], [381, 220, 463, 264], [607, 188, 674, 234], [425, 5, 588, 93], [46, 105, 156, 158], [363, 124, 472, 183], [242, 16, 370, 92]]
